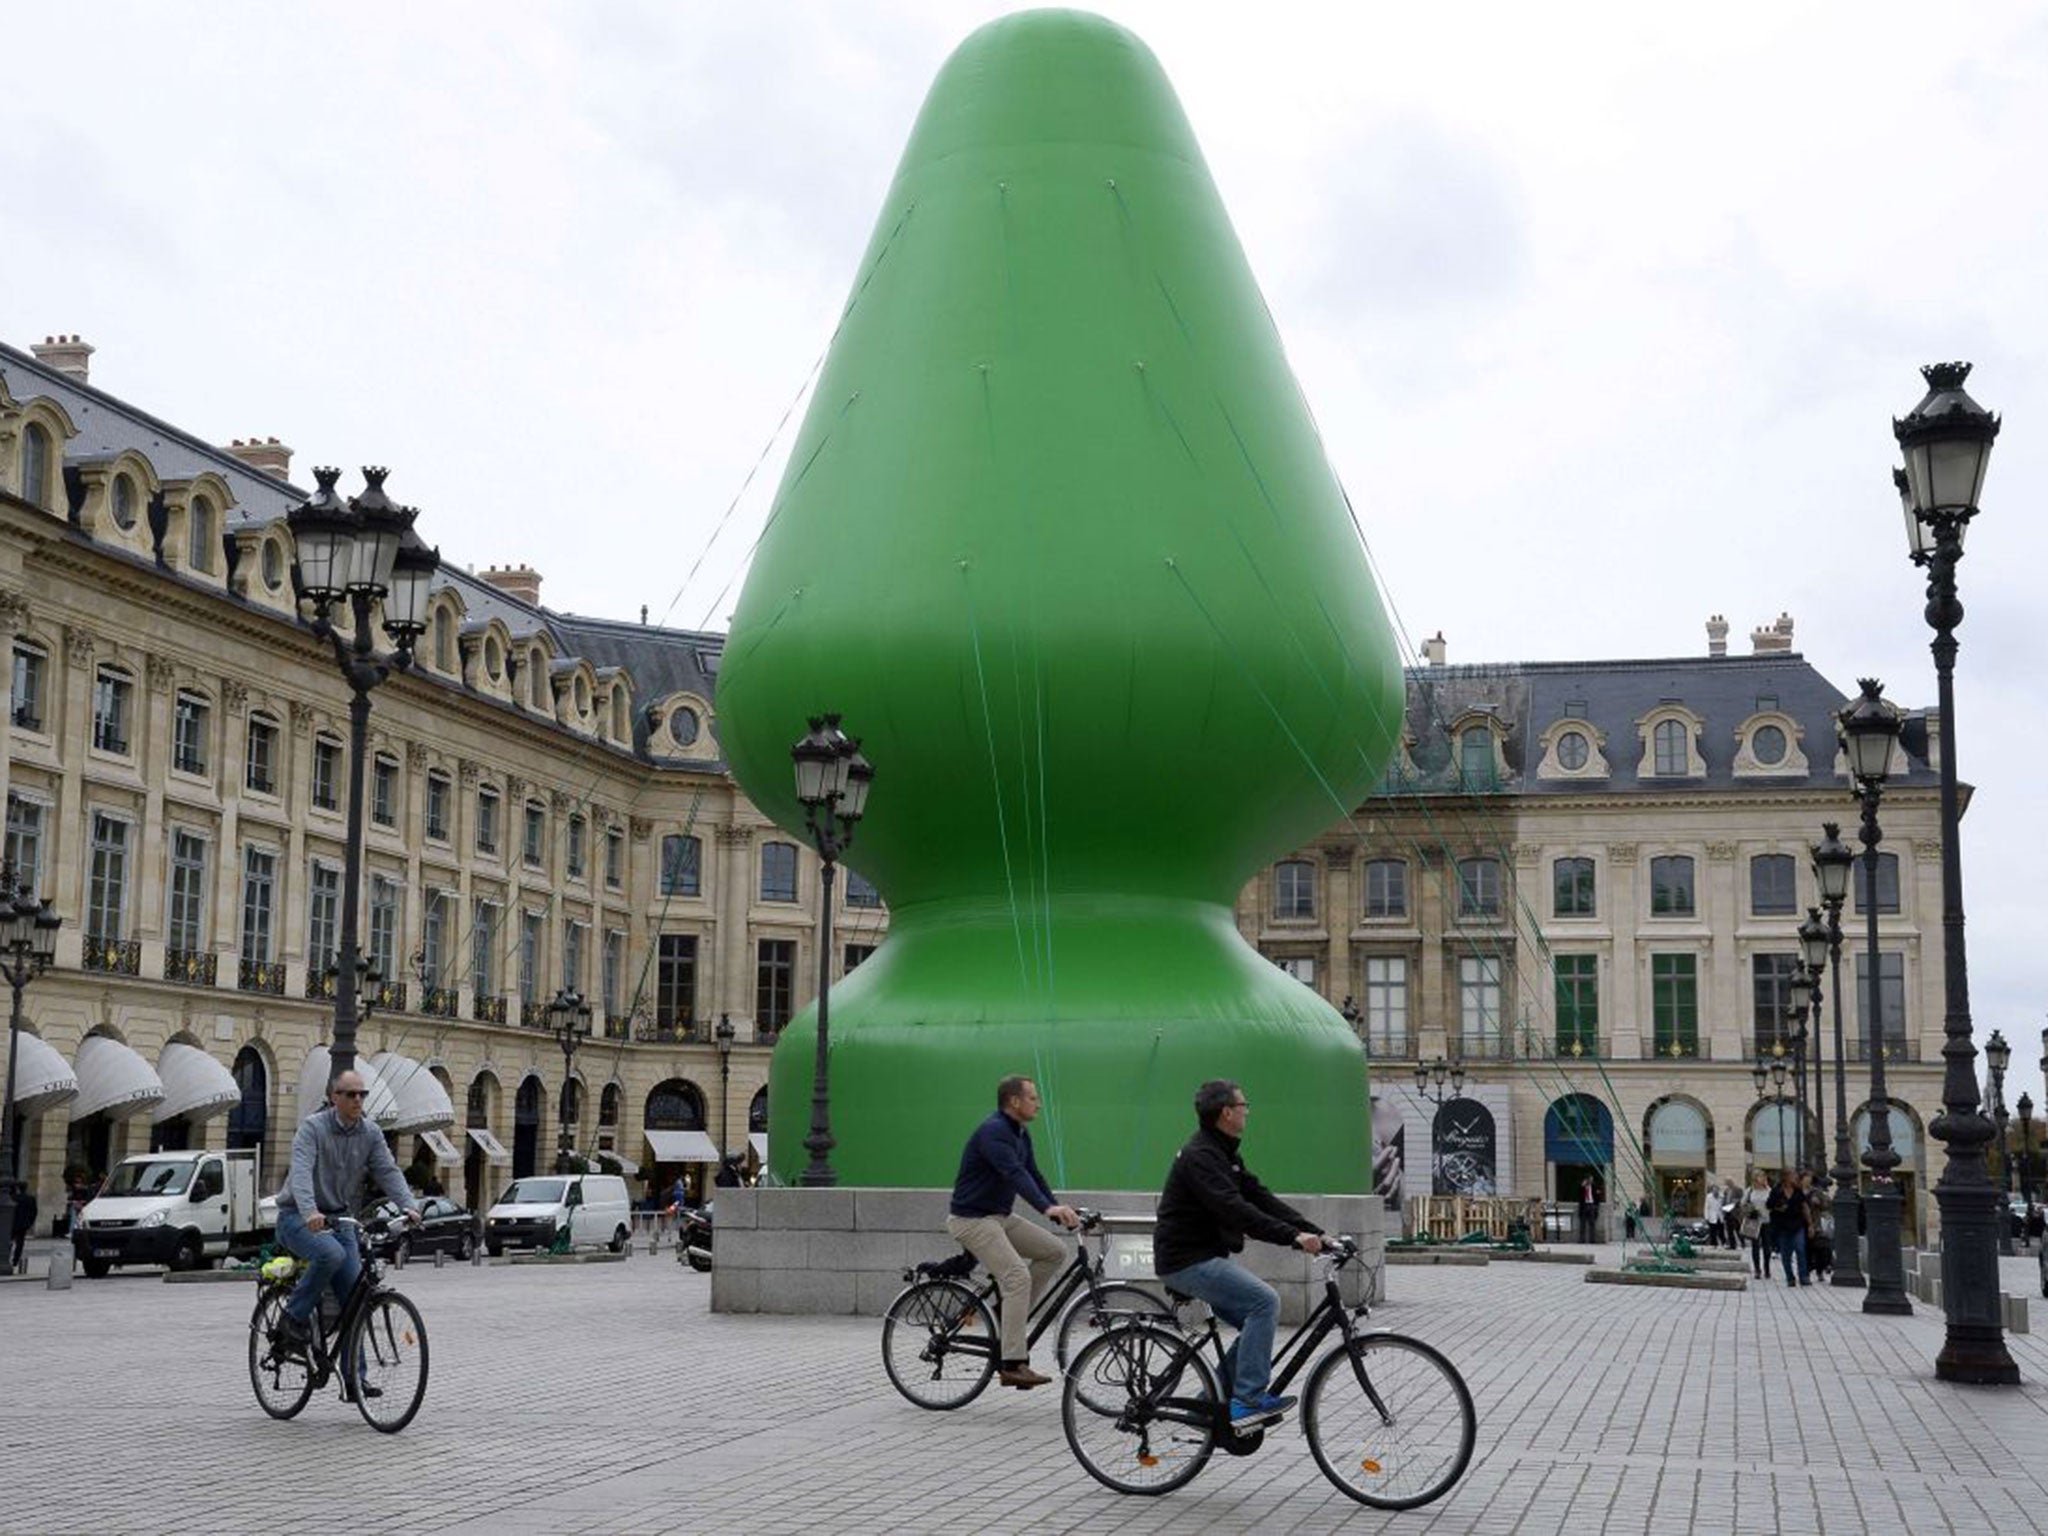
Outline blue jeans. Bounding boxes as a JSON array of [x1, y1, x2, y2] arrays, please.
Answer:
[[1159, 1256, 1279, 1403], [1775, 1226, 1809, 1285], [277, 1208, 360, 1328]]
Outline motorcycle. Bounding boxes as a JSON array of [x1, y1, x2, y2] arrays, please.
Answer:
[[678, 1203, 713, 1272]]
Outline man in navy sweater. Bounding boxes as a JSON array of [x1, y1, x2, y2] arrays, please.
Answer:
[[947, 1075, 1080, 1388]]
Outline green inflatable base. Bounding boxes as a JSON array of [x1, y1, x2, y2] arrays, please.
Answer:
[[765, 894, 1370, 1193]]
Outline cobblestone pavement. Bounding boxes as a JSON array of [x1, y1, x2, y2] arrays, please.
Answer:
[[5, 1242, 2048, 1535]]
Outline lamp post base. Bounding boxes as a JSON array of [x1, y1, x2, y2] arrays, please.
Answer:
[[1932, 1178, 2021, 1384], [1861, 1184, 1913, 1315], [1828, 1187, 1866, 1288]]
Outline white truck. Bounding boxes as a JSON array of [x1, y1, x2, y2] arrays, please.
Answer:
[[71, 1147, 271, 1276]]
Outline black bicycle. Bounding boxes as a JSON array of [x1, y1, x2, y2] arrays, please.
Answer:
[[1060, 1236, 1475, 1510], [881, 1208, 1173, 1409], [249, 1216, 430, 1433]]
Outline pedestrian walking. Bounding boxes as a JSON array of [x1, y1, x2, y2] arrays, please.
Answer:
[[1766, 1168, 1811, 1287], [1805, 1175, 1833, 1281], [1721, 1180, 1743, 1249], [1741, 1171, 1773, 1278], [7, 1179, 37, 1273], [1703, 1182, 1723, 1247], [1577, 1174, 1601, 1244]]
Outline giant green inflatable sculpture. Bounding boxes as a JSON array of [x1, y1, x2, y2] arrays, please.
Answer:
[[717, 9, 1403, 1193]]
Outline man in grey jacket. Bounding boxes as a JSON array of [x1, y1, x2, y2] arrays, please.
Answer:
[[274, 1070, 418, 1348]]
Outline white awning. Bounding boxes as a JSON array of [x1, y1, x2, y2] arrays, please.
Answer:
[[466, 1127, 511, 1166], [154, 1041, 242, 1124], [645, 1129, 722, 1164], [295, 1046, 400, 1125], [419, 1128, 462, 1167], [592, 1148, 639, 1176], [748, 1133, 768, 1162], [72, 1035, 165, 1121], [371, 1052, 456, 1133], [9, 1033, 77, 1118]]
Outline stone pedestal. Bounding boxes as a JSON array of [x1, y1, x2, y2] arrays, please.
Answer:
[[711, 1187, 1384, 1323]]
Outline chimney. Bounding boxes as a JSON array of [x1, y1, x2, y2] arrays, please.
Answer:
[[1750, 611, 1795, 655], [480, 563, 543, 606], [31, 334, 94, 383], [1706, 614, 1729, 658], [224, 436, 294, 480], [1421, 632, 1447, 667]]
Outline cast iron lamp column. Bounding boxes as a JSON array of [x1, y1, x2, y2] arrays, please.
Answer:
[[1755, 1054, 1791, 1176], [790, 715, 874, 1187], [715, 1013, 735, 1166], [546, 988, 593, 1174], [1787, 998, 1811, 1176], [288, 468, 441, 1082], [1839, 679, 1912, 1315], [1798, 914, 1832, 1179], [2019, 1092, 2037, 1231], [1813, 828, 1865, 1286], [0, 866, 61, 1274], [1893, 361, 2016, 1382], [1984, 1030, 2013, 1256]]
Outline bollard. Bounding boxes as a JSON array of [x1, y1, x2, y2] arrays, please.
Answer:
[[471, 1241, 486, 1267], [47, 1251, 73, 1290], [434, 1250, 446, 1269]]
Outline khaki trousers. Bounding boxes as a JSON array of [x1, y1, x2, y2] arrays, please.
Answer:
[[945, 1211, 1067, 1365]]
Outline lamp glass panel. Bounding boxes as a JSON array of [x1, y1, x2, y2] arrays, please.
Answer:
[[1927, 436, 1991, 517], [792, 751, 834, 804], [384, 563, 433, 633]]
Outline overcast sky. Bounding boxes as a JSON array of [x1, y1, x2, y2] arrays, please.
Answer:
[[8, 2, 2045, 1105]]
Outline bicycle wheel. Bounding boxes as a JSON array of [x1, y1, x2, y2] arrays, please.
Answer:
[[349, 1291, 430, 1434], [1053, 1281, 1174, 1372], [248, 1288, 314, 1420], [881, 1280, 997, 1410], [1303, 1332, 1476, 1510], [1061, 1323, 1219, 1496]]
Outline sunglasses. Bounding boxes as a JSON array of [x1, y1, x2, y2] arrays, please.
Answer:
[[335, 1089, 368, 1100]]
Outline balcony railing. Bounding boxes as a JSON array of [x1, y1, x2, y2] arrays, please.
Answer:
[[82, 936, 141, 976], [474, 995, 507, 1025], [421, 987, 459, 1019], [1358, 1030, 1415, 1061], [1652, 1034, 1702, 1061], [306, 969, 337, 1001], [1454, 1028, 1515, 1060], [603, 1014, 631, 1041], [368, 979, 408, 1013], [163, 948, 217, 987], [1551, 1033, 1607, 1061], [1849, 1037, 1917, 1063], [635, 1014, 699, 1044], [239, 958, 286, 995]]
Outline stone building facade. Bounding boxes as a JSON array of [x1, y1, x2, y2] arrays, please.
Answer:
[[0, 337, 891, 1222], [0, 334, 1955, 1245], [1239, 628, 1950, 1240]]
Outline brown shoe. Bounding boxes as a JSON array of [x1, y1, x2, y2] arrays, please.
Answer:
[[999, 1365, 1052, 1389]]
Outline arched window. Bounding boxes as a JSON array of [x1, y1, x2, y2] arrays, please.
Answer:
[[1653, 719, 1689, 776], [661, 834, 702, 897], [226, 1047, 268, 1151], [112, 474, 138, 531], [559, 1078, 583, 1125], [530, 656, 548, 710], [1553, 857, 1595, 917], [1459, 726, 1495, 787], [600, 1083, 621, 1127], [1457, 857, 1502, 918], [1650, 855, 1696, 916], [1363, 859, 1406, 918], [610, 689, 627, 742], [21, 422, 52, 509], [1750, 853, 1797, 915], [1853, 852, 1901, 915], [189, 495, 215, 573], [434, 609, 455, 673], [645, 1079, 706, 1131], [466, 1073, 495, 1127], [748, 1087, 768, 1135]]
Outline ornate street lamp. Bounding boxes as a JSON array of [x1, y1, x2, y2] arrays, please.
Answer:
[[0, 862, 61, 1274], [1785, 988, 1811, 1177], [1798, 911, 1832, 1180], [2019, 1093, 2038, 1230], [715, 1012, 736, 1172], [1812, 826, 1865, 1287], [1839, 678, 1912, 1316], [288, 468, 440, 1083], [789, 714, 873, 1187], [1756, 1053, 1792, 1178], [1985, 1029, 2013, 1257], [1893, 361, 2016, 1383], [545, 988, 592, 1174], [1412, 1055, 1466, 1107]]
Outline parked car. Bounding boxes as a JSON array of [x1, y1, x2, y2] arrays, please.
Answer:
[[72, 1149, 270, 1277], [368, 1195, 478, 1263]]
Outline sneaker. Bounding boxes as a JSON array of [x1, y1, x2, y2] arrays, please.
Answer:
[[1230, 1392, 1295, 1425]]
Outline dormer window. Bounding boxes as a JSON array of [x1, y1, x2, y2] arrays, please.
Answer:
[[112, 474, 139, 531], [670, 707, 701, 748], [434, 611, 455, 674], [189, 495, 215, 574], [529, 655, 547, 710], [1653, 720, 1687, 776], [1459, 727, 1495, 788], [484, 637, 503, 682], [261, 537, 285, 592], [1750, 725, 1787, 765], [20, 423, 53, 510], [1733, 710, 1809, 778], [1556, 731, 1589, 770]]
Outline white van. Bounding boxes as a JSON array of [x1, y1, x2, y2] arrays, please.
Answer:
[[484, 1173, 631, 1256], [72, 1148, 269, 1276]]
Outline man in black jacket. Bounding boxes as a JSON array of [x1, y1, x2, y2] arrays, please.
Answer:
[[1154, 1079, 1323, 1426]]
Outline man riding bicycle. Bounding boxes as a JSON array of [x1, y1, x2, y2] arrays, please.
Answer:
[[273, 1069, 419, 1352], [947, 1074, 1082, 1390], [1154, 1079, 1323, 1427]]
